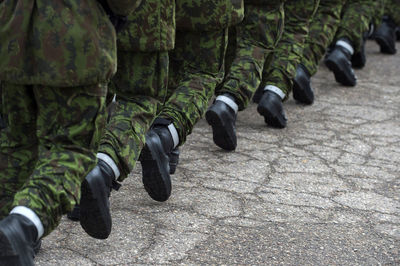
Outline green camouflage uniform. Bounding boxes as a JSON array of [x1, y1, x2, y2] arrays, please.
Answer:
[[97, 0, 175, 181], [156, 0, 244, 145], [216, 0, 285, 110], [260, 0, 320, 98], [335, 0, 375, 52], [300, 0, 375, 77], [371, 0, 386, 28], [385, 0, 400, 25], [0, 0, 137, 236]]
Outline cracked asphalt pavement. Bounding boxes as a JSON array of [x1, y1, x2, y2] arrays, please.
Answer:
[[35, 41, 400, 265]]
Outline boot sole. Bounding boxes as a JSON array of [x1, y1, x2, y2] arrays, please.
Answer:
[[141, 133, 171, 202], [0, 230, 33, 266], [257, 105, 286, 129], [325, 59, 356, 86], [375, 35, 397, 54], [205, 109, 236, 151], [79, 175, 111, 239]]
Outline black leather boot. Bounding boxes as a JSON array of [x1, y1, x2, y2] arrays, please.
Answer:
[[324, 39, 357, 86], [79, 159, 118, 239], [0, 214, 38, 266], [252, 86, 264, 104], [396, 26, 400, 41], [374, 16, 397, 54], [293, 64, 314, 105], [33, 239, 41, 256], [351, 34, 367, 69], [205, 96, 237, 151], [66, 205, 80, 221], [169, 148, 180, 175], [139, 120, 174, 202], [257, 90, 287, 129]]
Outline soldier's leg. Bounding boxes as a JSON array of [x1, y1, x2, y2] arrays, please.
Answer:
[[300, 0, 346, 77], [324, 0, 373, 86], [161, 29, 228, 147], [0, 83, 38, 218], [79, 51, 167, 239], [256, 0, 319, 128], [215, 2, 284, 111], [206, 1, 284, 151], [375, 0, 400, 53], [9, 83, 107, 239], [140, 29, 229, 181]]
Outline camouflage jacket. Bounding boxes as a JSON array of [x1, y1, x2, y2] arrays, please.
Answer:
[[0, 0, 139, 86], [117, 0, 176, 52], [176, 0, 244, 31]]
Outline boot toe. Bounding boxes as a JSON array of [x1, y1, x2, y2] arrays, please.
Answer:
[[79, 165, 113, 239], [206, 102, 237, 151], [140, 131, 172, 202], [257, 92, 287, 129], [325, 48, 357, 86], [293, 66, 314, 105]]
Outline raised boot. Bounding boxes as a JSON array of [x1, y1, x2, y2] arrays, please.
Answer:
[[205, 94, 238, 151], [374, 16, 397, 54], [324, 38, 357, 86], [293, 64, 314, 105], [0, 214, 38, 266], [257, 90, 287, 129], [139, 119, 176, 202], [79, 159, 118, 239]]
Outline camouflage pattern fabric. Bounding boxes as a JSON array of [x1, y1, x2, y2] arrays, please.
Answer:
[[385, 0, 400, 25], [335, 0, 376, 53], [216, 1, 285, 110], [157, 29, 229, 145], [117, 0, 175, 52], [261, 0, 320, 98], [370, 0, 386, 28], [0, 82, 107, 237], [0, 0, 119, 87], [107, 0, 143, 16], [176, 0, 244, 31], [99, 51, 169, 182], [300, 0, 347, 76], [96, 0, 174, 181]]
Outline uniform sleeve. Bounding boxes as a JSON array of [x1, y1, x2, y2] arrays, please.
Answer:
[[107, 0, 142, 16]]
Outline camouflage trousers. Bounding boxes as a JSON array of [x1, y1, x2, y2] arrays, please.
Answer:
[[261, 0, 320, 98], [157, 29, 228, 145], [370, 0, 386, 28], [301, 0, 375, 76], [216, 1, 285, 110], [385, 0, 400, 25], [0, 82, 107, 237], [99, 51, 168, 181], [335, 0, 376, 52]]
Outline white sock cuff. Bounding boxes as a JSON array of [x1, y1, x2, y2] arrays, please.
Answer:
[[167, 123, 179, 148], [336, 40, 354, 55], [10, 206, 44, 240], [216, 95, 238, 114], [97, 153, 120, 178], [264, 85, 286, 100]]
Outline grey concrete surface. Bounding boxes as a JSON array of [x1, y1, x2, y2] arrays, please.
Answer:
[[35, 41, 399, 265]]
